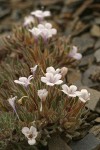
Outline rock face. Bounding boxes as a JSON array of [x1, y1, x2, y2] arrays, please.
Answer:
[[70, 133, 100, 150], [72, 34, 95, 53], [86, 88, 100, 114], [48, 134, 72, 150], [82, 65, 100, 88], [90, 125, 100, 140]]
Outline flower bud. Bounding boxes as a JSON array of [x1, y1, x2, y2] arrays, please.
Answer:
[[61, 67, 68, 78]]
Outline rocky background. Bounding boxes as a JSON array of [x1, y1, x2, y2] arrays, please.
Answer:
[[0, 0, 100, 149]]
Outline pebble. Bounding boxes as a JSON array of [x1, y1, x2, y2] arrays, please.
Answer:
[[94, 117, 100, 123], [0, 7, 11, 19], [90, 125, 100, 139], [95, 39, 100, 50], [72, 34, 95, 53], [48, 134, 72, 150], [70, 133, 100, 150], [91, 25, 100, 37], [82, 65, 100, 88], [94, 49, 100, 63]]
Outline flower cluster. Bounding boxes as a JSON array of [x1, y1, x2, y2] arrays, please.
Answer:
[[31, 10, 51, 21], [62, 84, 90, 102], [12, 65, 90, 145], [29, 23, 57, 42], [3, 9, 86, 147]]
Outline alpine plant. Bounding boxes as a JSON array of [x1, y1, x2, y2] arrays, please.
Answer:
[[0, 9, 90, 147]]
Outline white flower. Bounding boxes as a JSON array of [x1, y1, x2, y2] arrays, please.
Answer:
[[62, 84, 77, 97], [41, 73, 63, 86], [38, 23, 57, 40], [46, 66, 60, 75], [14, 75, 33, 88], [68, 46, 82, 60], [8, 96, 19, 119], [22, 126, 38, 145], [30, 65, 38, 75], [31, 10, 51, 20], [29, 23, 57, 41], [61, 67, 68, 78], [29, 27, 41, 40], [76, 89, 90, 103], [38, 89, 48, 101], [23, 16, 34, 26]]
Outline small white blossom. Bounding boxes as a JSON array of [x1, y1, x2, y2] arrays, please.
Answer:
[[30, 65, 38, 75], [22, 126, 38, 145], [46, 66, 60, 75], [38, 23, 57, 41], [29, 27, 41, 40], [68, 46, 82, 60], [38, 89, 48, 101], [41, 73, 63, 86], [23, 16, 34, 26], [76, 89, 90, 103], [62, 84, 77, 97], [8, 96, 19, 119], [31, 10, 51, 21], [29, 23, 57, 41], [14, 75, 33, 88]]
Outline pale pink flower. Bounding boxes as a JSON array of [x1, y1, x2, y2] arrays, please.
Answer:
[[62, 84, 77, 97], [31, 10, 51, 21], [29, 27, 41, 40], [41, 73, 63, 86], [23, 16, 34, 26], [22, 126, 38, 145], [14, 75, 33, 88], [76, 89, 90, 103], [38, 23, 57, 41], [46, 66, 60, 75], [38, 89, 48, 101], [30, 65, 38, 75], [8, 96, 19, 119], [68, 46, 82, 60]]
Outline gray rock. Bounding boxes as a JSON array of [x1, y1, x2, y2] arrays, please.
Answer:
[[90, 125, 100, 139], [0, 7, 11, 19], [94, 49, 100, 62], [94, 117, 100, 123], [72, 34, 95, 53], [11, 9, 22, 21], [91, 25, 100, 37], [82, 65, 100, 88], [95, 39, 100, 50], [79, 54, 94, 67], [95, 17, 100, 25], [70, 133, 100, 150], [48, 134, 72, 150]]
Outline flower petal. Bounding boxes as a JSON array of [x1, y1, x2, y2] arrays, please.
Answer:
[[28, 138, 36, 145], [41, 77, 48, 83], [22, 127, 29, 136], [73, 53, 82, 60], [62, 84, 69, 92], [70, 85, 77, 92], [55, 80, 63, 85]]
